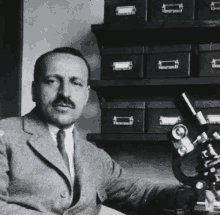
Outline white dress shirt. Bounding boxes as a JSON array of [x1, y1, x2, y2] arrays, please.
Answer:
[[47, 123, 74, 180]]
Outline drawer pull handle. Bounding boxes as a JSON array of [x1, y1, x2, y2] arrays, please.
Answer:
[[162, 4, 184, 13], [115, 6, 137, 16], [112, 61, 133, 71], [211, 1, 220, 10], [211, 59, 220, 68], [158, 60, 179, 70], [113, 116, 134, 125], [206, 115, 220, 124], [159, 116, 182, 125]]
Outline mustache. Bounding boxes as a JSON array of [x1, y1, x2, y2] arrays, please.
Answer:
[[52, 96, 75, 109]]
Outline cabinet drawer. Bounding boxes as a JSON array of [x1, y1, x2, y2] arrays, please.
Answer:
[[101, 46, 144, 80], [146, 53, 190, 78], [195, 100, 220, 132], [146, 45, 191, 78], [197, 0, 220, 20], [149, 0, 195, 21], [199, 44, 220, 77], [146, 101, 183, 134], [101, 101, 145, 133], [146, 101, 198, 137], [104, 0, 148, 28]]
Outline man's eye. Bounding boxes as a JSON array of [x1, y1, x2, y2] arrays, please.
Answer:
[[73, 81, 83, 87], [46, 79, 58, 84]]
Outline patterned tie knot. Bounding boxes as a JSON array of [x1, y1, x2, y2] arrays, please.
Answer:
[[57, 129, 66, 147]]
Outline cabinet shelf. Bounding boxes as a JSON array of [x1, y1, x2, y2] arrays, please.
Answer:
[[90, 77, 220, 100], [92, 20, 220, 31], [87, 133, 168, 142], [90, 77, 220, 89], [92, 20, 220, 47]]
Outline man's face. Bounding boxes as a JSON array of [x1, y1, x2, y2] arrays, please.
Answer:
[[32, 53, 90, 129]]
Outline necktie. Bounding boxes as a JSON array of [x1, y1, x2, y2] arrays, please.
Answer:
[[57, 129, 70, 172]]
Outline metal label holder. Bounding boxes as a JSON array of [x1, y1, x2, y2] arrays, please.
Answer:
[[115, 6, 137, 16], [112, 61, 133, 71], [159, 116, 182, 125], [162, 3, 184, 13], [158, 60, 179, 70], [211, 58, 220, 68], [211, 1, 220, 11], [206, 115, 220, 124], [113, 116, 134, 125]]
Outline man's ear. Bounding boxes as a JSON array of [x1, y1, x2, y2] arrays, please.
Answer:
[[31, 81, 37, 102]]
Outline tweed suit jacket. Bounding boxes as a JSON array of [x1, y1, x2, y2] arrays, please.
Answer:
[[0, 108, 182, 215]]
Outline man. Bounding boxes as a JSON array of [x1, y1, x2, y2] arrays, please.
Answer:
[[0, 47, 215, 215]]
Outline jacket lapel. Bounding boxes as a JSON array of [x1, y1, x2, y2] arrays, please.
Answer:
[[23, 108, 72, 188], [73, 129, 98, 206]]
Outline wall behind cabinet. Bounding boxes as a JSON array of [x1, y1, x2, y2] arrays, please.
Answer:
[[22, 0, 103, 138]]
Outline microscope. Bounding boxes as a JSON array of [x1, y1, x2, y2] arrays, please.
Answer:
[[169, 93, 220, 214]]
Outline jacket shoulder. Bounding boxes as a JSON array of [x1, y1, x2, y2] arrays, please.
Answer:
[[0, 116, 23, 133], [80, 138, 113, 163]]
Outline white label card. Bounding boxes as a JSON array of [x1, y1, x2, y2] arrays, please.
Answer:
[[116, 6, 136, 16], [162, 3, 184, 13], [211, 59, 220, 68], [112, 62, 133, 71], [211, 2, 220, 10], [158, 60, 179, 70], [159, 116, 181, 125], [206, 115, 220, 124], [113, 116, 134, 125]]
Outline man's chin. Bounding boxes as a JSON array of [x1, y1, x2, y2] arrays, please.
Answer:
[[49, 115, 78, 129], [40, 108, 81, 128]]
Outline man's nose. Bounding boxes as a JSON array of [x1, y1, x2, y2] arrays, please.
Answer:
[[59, 82, 71, 98]]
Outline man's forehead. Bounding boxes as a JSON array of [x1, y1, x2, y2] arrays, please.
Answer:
[[43, 52, 87, 67], [36, 52, 89, 83], [39, 52, 89, 77]]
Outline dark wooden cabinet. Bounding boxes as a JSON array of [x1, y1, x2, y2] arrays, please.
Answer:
[[87, 21, 220, 144]]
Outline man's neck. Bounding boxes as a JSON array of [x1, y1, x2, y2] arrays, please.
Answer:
[[47, 123, 74, 132]]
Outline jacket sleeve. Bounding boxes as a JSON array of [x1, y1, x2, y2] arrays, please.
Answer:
[[0, 132, 48, 215], [100, 149, 183, 215]]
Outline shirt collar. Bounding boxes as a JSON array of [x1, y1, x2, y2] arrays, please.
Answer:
[[47, 123, 74, 136]]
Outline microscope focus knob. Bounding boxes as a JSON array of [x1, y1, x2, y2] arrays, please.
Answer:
[[172, 124, 188, 140]]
